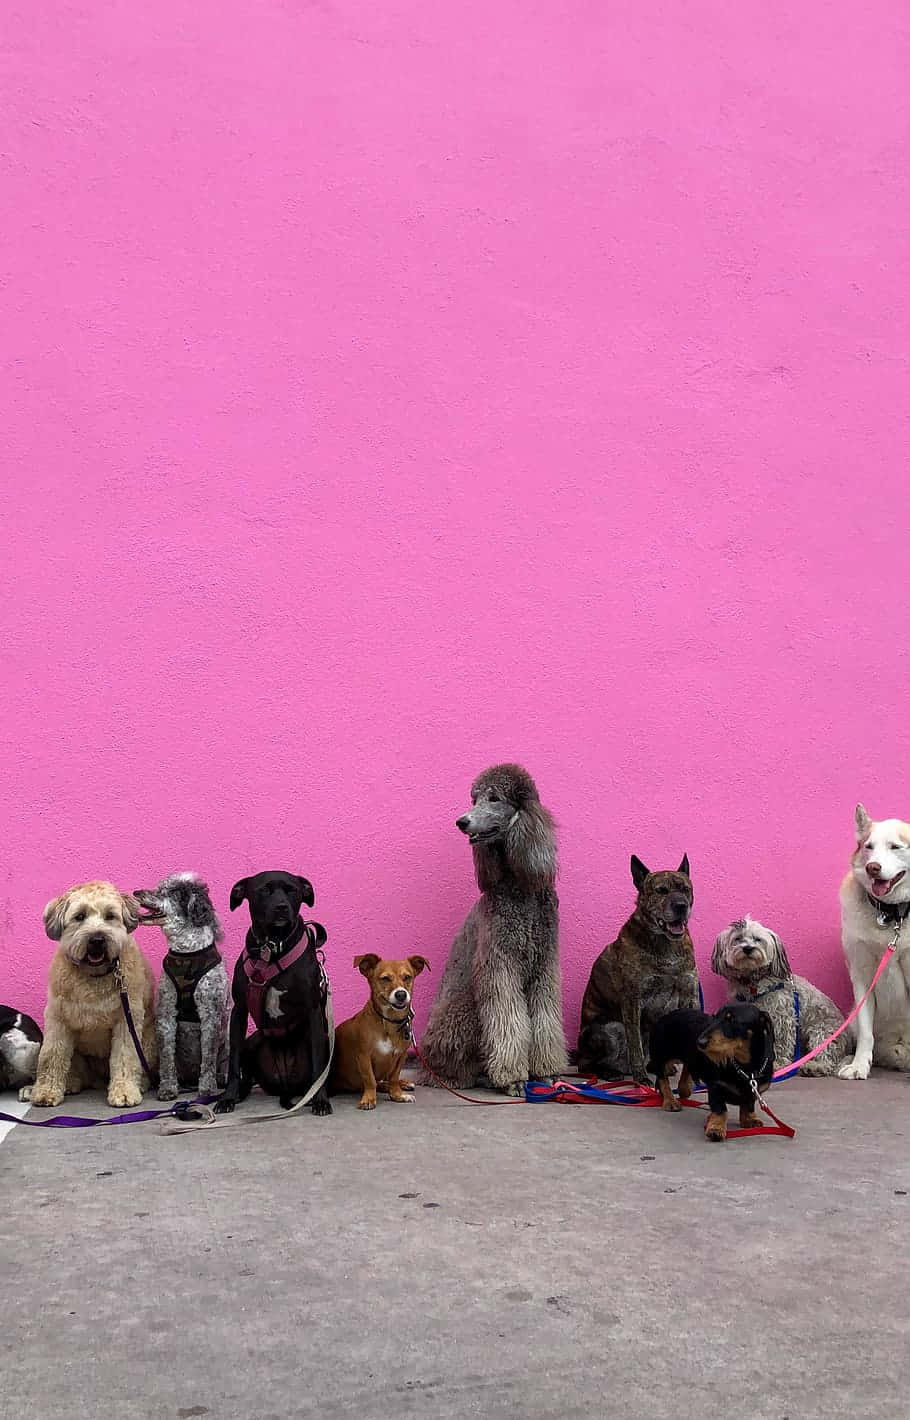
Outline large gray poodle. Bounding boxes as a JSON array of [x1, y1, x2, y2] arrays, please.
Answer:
[[417, 764, 569, 1095]]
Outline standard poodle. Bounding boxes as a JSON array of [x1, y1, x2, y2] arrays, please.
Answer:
[[416, 764, 568, 1095]]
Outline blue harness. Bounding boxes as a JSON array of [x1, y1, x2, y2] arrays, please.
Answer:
[[734, 981, 801, 1078]]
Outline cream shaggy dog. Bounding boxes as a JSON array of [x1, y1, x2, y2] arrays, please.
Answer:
[[20, 881, 157, 1108], [839, 804, 910, 1080], [712, 916, 851, 1075]]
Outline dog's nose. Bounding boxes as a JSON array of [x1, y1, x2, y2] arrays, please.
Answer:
[[742, 945, 756, 956], [455, 815, 471, 832], [866, 861, 883, 878], [391, 988, 409, 1005], [88, 933, 107, 947]]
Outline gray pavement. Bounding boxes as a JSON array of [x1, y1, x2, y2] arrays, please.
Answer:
[[1, 1072, 908, 1419]]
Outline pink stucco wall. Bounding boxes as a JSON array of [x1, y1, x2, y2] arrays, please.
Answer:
[[3, 3, 908, 1040]]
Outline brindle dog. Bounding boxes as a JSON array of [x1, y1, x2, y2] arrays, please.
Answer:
[[577, 855, 699, 1084]]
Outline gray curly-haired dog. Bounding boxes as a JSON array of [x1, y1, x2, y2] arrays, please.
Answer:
[[416, 764, 569, 1096], [712, 916, 852, 1076], [134, 873, 230, 1099]]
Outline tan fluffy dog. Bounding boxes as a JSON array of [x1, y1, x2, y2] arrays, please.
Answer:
[[21, 881, 158, 1109]]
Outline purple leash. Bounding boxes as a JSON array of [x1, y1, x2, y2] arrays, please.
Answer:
[[0, 960, 212, 1130]]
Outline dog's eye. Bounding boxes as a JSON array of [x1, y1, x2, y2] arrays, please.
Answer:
[[72, 910, 86, 922], [488, 792, 500, 802], [380, 976, 392, 984], [104, 911, 118, 923], [656, 885, 668, 895], [889, 844, 901, 852]]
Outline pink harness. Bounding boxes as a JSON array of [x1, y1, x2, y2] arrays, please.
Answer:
[[242, 931, 313, 1034]]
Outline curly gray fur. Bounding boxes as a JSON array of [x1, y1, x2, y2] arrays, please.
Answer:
[[135, 873, 230, 1098], [712, 916, 854, 1076], [417, 764, 569, 1095]]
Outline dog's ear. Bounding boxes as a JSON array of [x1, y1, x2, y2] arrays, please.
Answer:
[[119, 893, 141, 933], [295, 876, 315, 908], [504, 799, 557, 889], [768, 930, 791, 978], [678, 853, 690, 878], [43, 892, 70, 941], [229, 879, 249, 912], [307, 921, 328, 951], [408, 955, 430, 976], [711, 927, 730, 978], [354, 953, 380, 977], [186, 889, 209, 930], [855, 803, 871, 841], [630, 856, 650, 890]]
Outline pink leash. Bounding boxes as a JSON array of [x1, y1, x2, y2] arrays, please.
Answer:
[[771, 942, 895, 1080]]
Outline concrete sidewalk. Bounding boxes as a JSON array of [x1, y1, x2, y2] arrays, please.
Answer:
[[1, 1073, 908, 1420]]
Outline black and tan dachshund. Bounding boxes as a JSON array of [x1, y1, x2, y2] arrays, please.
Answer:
[[647, 1003, 775, 1142]]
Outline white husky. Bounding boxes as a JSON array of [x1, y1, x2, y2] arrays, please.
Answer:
[[838, 803, 910, 1080]]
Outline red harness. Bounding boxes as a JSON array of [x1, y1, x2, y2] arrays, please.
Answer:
[[242, 930, 315, 1035]]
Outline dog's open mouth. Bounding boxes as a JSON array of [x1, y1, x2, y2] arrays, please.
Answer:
[[665, 921, 688, 938], [84, 945, 109, 965], [133, 892, 166, 925], [468, 830, 500, 845], [870, 871, 906, 900]]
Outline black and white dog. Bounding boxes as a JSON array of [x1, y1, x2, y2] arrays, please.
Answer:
[[135, 873, 230, 1099], [0, 1006, 42, 1092]]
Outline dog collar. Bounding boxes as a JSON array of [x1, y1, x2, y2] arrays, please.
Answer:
[[370, 1001, 414, 1042], [734, 981, 788, 1001], [866, 894, 910, 929]]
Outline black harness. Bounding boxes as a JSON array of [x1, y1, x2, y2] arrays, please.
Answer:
[[162, 944, 223, 1024]]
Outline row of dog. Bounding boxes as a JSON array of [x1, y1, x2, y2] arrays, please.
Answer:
[[2, 766, 908, 1140]]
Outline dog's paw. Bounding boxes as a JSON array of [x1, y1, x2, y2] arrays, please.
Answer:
[[503, 1080, 528, 1097], [705, 1113, 728, 1142], [400, 1079, 416, 1091], [108, 1084, 143, 1109], [358, 1097, 377, 1111], [389, 1092, 415, 1104], [799, 1059, 834, 1077], [28, 1085, 64, 1108], [17, 1084, 33, 1103], [213, 1097, 236, 1114], [838, 1057, 871, 1081], [157, 1084, 179, 1102], [662, 1099, 683, 1113], [311, 1097, 333, 1116]]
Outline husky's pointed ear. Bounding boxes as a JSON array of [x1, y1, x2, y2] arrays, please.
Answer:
[[768, 930, 792, 979], [630, 856, 650, 891], [229, 879, 249, 912], [855, 804, 872, 840], [678, 853, 690, 878]]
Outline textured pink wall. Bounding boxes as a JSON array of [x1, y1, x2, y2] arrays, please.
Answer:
[[3, 3, 908, 1041]]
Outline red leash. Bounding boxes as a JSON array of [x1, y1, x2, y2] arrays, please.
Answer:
[[410, 1038, 528, 1104], [537, 1075, 795, 1139]]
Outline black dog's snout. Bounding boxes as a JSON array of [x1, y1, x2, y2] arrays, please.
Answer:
[[88, 933, 108, 947], [455, 815, 471, 832]]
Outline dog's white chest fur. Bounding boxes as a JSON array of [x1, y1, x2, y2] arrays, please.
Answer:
[[375, 1036, 394, 1056], [265, 987, 285, 1020]]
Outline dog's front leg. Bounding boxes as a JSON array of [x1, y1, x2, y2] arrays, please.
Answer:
[[527, 959, 569, 1082], [704, 1084, 729, 1142], [307, 1002, 333, 1116], [215, 998, 249, 1113], [156, 975, 180, 1101], [108, 1011, 146, 1108], [355, 1052, 379, 1111], [620, 992, 648, 1084], [22, 1014, 74, 1107], [475, 945, 531, 1096], [838, 964, 876, 1080]]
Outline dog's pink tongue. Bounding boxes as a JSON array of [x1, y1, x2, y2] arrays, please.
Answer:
[[871, 878, 894, 899]]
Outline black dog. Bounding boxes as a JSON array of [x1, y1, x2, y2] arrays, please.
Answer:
[[214, 871, 332, 1116], [647, 1003, 775, 1142]]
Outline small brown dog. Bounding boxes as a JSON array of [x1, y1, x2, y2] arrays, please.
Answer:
[[330, 955, 429, 1110]]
